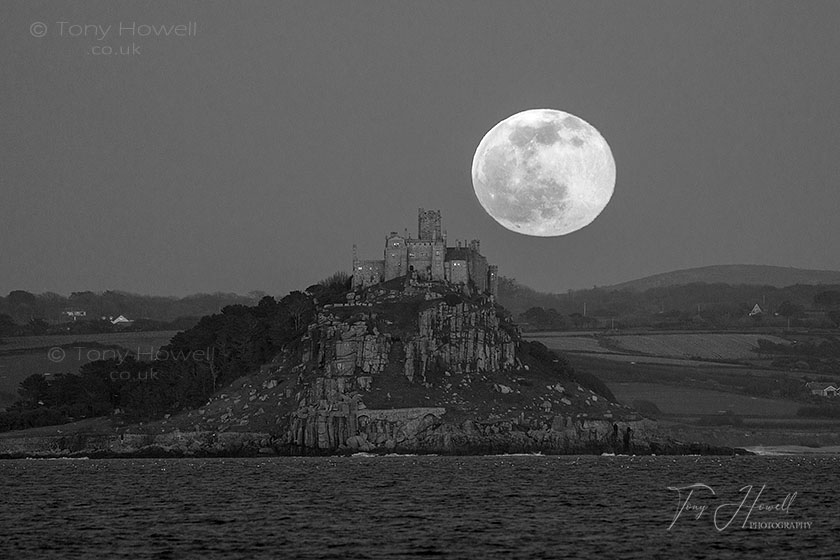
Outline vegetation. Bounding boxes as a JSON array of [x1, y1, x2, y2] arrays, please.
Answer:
[[519, 341, 616, 402], [7, 270, 836, 435], [797, 404, 840, 418], [757, 336, 840, 375], [499, 277, 840, 331], [308, 271, 353, 304], [632, 399, 662, 419], [0, 290, 260, 336], [0, 291, 319, 432], [0, 272, 365, 432], [609, 333, 787, 361]]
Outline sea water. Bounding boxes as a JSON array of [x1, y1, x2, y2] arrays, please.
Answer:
[[1, 455, 837, 558]]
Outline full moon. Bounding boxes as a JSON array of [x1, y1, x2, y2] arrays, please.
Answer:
[[471, 109, 616, 236]]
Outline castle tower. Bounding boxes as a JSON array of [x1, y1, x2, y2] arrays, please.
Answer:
[[431, 238, 445, 280], [384, 232, 407, 281], [418, 208, 442, 241], [488, 265, 499, 297]]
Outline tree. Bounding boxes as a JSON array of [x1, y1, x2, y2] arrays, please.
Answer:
[[28, 318, 50, 335], [814, 291, 840, 309], [314, 272, 352, 304], [777, 300, 805, 319], [319, 271, 351, 291], [7, 290, 37, 322], [0, 314, 16, 336], [282, 291, 315, 333], [521, 307, 568, 331], [522, 307, 550, 327], [248, 290, 267, 303], [7, 290, 36, 307], [18, 374, 49, 408]]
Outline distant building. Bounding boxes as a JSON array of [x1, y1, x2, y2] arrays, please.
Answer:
[[806, 382, 838, 397], [352, 208, 498, 296], [110, 315, 134, 326], [61, 310, 87, 322]]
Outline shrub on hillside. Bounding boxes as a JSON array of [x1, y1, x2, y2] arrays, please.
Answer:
[[519, 341, 617, 402], [632, 399, 662, 419]]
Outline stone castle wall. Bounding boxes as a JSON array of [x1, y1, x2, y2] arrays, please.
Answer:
[[384, 233, 408, 281], [354, 260, 383, 289], [352, 208, 497, 296]]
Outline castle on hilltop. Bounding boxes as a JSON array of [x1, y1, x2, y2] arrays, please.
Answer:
[[352, 208, 498, 297]]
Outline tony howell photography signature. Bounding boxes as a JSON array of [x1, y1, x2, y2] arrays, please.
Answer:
[[667, 483, 810, 532]]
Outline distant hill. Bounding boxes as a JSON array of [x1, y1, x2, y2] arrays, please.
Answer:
[[498, 266, 840, 329], [607, 265, 840, 292]]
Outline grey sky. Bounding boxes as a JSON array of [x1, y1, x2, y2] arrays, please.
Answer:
[[2, 1, 839, 296]]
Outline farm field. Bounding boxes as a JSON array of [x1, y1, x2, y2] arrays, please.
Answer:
[[605, 333, 791, 360], [0, 331, 180, 353], [535, 331, 838, 446], [529, 336, 619, 354], [0, 330, 181, 411], [567, 354, 756, 382], [532, 332, 791, 361], [559, 352, 744, 368], [607, 382, 801, 417]]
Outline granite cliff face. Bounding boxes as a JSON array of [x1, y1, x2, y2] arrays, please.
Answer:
[[208, 278, 659, 455], [0, 279, 745, 457]]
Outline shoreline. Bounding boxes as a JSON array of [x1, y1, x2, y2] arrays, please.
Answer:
[[0, 428, 752, 459]]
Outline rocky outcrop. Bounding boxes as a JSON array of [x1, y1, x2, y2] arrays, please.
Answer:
[[257, 282, 722, 455], [405, 301, 516, 381], [279, 284, 527, 452], [0, 281, 749, 457]]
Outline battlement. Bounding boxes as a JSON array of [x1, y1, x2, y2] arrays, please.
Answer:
[[418, 208, 442, 241]]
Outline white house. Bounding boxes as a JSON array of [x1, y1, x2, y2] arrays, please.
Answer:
[[110, 315, 134, 326], [806, 382, 838, 397], [61, 310, 87, 321]]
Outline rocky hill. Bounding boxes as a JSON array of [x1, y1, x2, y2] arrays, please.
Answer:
[[0, 277, 742, 457]]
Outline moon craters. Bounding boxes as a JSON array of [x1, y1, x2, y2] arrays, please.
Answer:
[[471, 109, 615, 237]]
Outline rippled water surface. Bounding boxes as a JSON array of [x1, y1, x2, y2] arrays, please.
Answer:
[[1, 455, 837, 559]]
